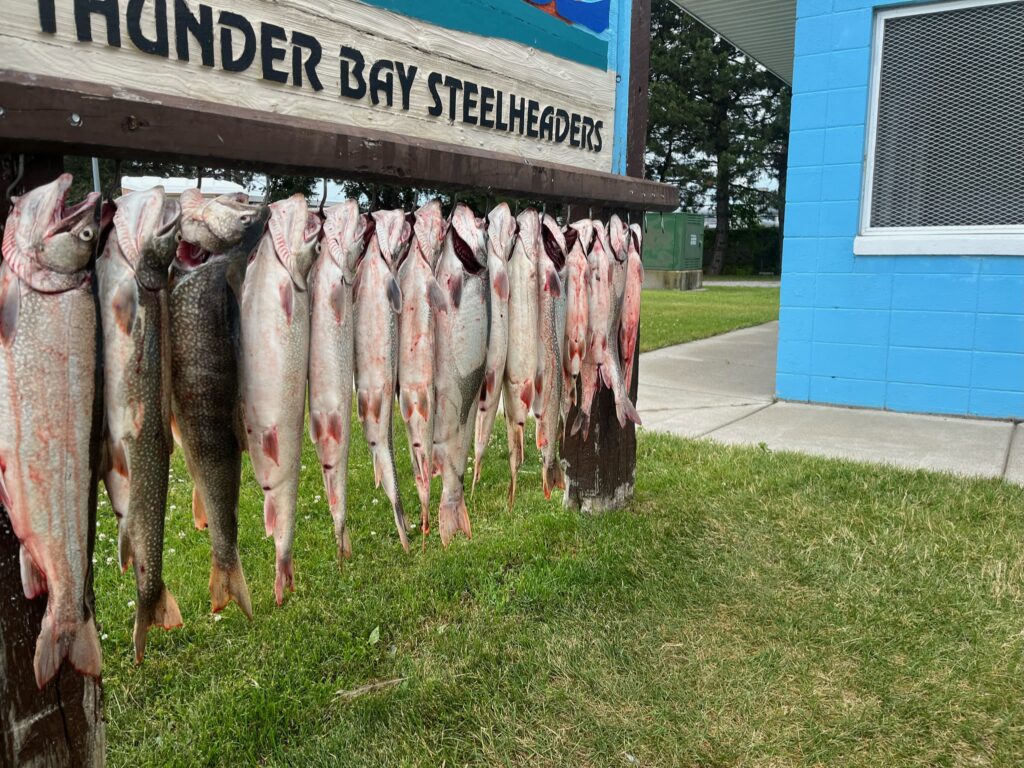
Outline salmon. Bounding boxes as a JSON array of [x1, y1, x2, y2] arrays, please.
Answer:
[[601, 216, 641, 429], [572, 220, 612, 439], [0, 174, 104, 687], [309, 202, 370, 563], [535, 214, 568, 498], [502, 209, 541, 507], [471, 203, 515, 494], [354, 209, 412, 552], [433, 203, 488, 545], [98, 186, 183, 662], [170, 191, 264, 619], [397, 201, 447, 541], [241, 195, 320, 604], [620, 223, 644, 394], [563, 219, 592, 407]]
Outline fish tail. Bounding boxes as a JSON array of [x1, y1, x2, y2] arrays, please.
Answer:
[[438, 493, 472, 548], [376, 443, 411, 553], [116, 525, 133, 572], [210, 560, 253, 620], [274, 552, 295, 607], [624, 397, 642, 427], [133, 585, 183, 664], [192, 486, 209, 530], [263, 494, 277, 537], [338, 526, 353, 566], [34, 614, 103, 688], [542, 459, 566, 500], [325, 473, 351, 566]]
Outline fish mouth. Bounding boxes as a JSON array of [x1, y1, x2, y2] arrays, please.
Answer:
[[174, 240, 209, 268], [45, 187, 100, 240], [563, 226, 580, 254], [541, 223, 566, 271], [159, 198, 182, 237], [452, 226, 485, 275]]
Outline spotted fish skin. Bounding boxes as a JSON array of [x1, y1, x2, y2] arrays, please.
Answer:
[[536, 214, 568, 499], [354, 209, 412, 552], [98, 186, 183, 663], [241, 195, 320, 605], [0, 174, 103, 687], [471, 203, 516, 495], [433, 203, 488, 546], [502, 209, 541, 507], [170, 193, 263, 619], [397, 201, 447, 540], [309, 201, 369, 563]]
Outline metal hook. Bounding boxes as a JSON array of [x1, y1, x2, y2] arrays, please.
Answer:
[[4, 154, 25, 202], [196, 167, 204, 191], [318, 178, 328, 218], [105, 159, 122, 203], [660, 212, 665, 232]]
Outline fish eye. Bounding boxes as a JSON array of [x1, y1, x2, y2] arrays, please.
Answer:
[[79, 226, 95, 242], [240, 214, 253, 225], [315, 241, 322, 254], [174, 231, 183, 243]]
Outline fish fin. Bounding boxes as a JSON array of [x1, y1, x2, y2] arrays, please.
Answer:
[[494, 270, 510, 301], [471, 452, 483, 496], [520, 380, 534, 410], [399, 390, 415, 423], [416, 387, 431, 419], [600, 364, 613, 390], [111, 278, 139, 335], [337, 525, 353, 566], [428, 279, 448, 313], [263, 494, 277, 537], [274, 554, 295, 606], [330, 281, 347, 323], [328, 412, 344, 442], [310, 411, 324, 443], [533, 374, 544, 417], [0, 277, 20, 346], [482, 369, 497, 402], [357, 390, 368, 421], [170, 412, 182, 448], [34, 615, 103, 688], [134, 586, 183, 664], [192, 486, 209, 530], [431, 445, 444, 478], [543, 267, 562, 297], [117, 526, 133, 571], [210, 561, 253, 620], [19, 546, 47, 599], [68, 617, 103, 679], [571, 408, 587, 438], [542, 460, 565, 500], [625, 398, 642, 427], [262, 426, 280, 466], [0, 468, 11, 511], [110, 440, 129, 478], [449, 272, 463, 309], [438, 495, 472, 548], [387, 275, 402, 314], [368, 390, 383, 422], [536, 424, 548, 449], [279, 280, 294, 324]]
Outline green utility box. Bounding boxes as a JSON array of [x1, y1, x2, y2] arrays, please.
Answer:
[[643, 212, 705, 270]]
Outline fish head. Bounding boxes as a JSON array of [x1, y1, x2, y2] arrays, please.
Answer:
[[4, 174, 101, 280], [322, 200, 368, 281], [609, 214, 628, 263], [371, 208, 412, 269], [112, 186, 182, 288], [629, 222, 643, 255], [180, 189, 262, 253], [448, 203, 486, 274], [540, 214, 567, 271], [589, 220, 612, 264], [268, 193, 321, 289], [412, 200, 447, 269], [485, 202, 516, 261], [514, 208, 542, 265], [568, 219, 594, 255]]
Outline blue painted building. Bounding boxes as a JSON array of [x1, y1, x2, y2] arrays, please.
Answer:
[[674, 0, 1024, 419]]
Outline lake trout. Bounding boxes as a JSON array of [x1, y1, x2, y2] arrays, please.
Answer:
[[397, 201, 447, 541], [309, 201, 370, 564], [536, 214, 567, 499], [620, 223, 644, 394], [0, 174, 103, 687], [601, 216, 641, 429], [433, 203, 488, 546], [572, 220, 612, 439], [171, 190, 264, 618], [98, 186, 182, 662], [471, 202, 515, 495], [354, 209, 412, 552], [563, 219, 592, 411], [241, 194, 320, 605]]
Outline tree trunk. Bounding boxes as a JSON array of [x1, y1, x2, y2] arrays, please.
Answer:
[[706, 177, 730, 276], [0, 154, 105, 768]]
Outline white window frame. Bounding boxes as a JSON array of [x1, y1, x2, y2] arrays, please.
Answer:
[[854, 0, 1024, 257]]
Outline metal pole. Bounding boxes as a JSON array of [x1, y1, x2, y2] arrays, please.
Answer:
[[91, 157, 101, 194]]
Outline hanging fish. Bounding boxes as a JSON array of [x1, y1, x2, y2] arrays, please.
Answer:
[[433, 203, 488, 545], [171, 190, 263, 618], [354, 208, 412, 552], [620, 223, 644, 395], [601, 215, 641, 429], [572, 219, 612, 439], [98, 186, 183, 662], [397, 201, 447, 541], [536, 214, 568, 498], [241, 194, 320, 605], [309, 201, 370, 564], [0, 174, 104, 687], [471, 202, 515, 494], [502, 208, 541, 507], [563, 219, 593, 412]]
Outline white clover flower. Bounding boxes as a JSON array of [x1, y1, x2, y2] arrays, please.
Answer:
[[127, 600, 135, 608], [178, 531, 186, 539], [372, 498, 379, 505], [98, 532, 107, 541], [101, 633, 109, 641], [314, 495, 322, 503], [168, 548, 176, 555], [105, 556, 114, 566], [213, 614, 223, 622], [170, 504, 177, 511]]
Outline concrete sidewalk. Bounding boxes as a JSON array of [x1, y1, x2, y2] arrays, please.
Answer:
[[638, 322, 1024, 485]]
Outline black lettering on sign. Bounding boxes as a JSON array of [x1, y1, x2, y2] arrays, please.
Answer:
[[219, 10, 254, 72], [75, 0, 121, 46], [479, 86, 495, 129], [369, 59, 394, 107], [539, 106, 554, 141], [174, 0, 213, 66], [508, 95, 525, 135], [462, 81, 478, 126], [291, 31, 322, 90], [38, 0, 57, 33], [426, 71, 444, 117], [128, 0, 168, 57], [581, 116, 593, 150], [494, 90, 508, 132], [554, 109, 570, 143], [260, 23, 288, 83], [395, 62, 417, 111], [592, 120, 603, 153], [339, 46, 366, 99], [525, 99, 540, 138], [569, 112, 581, 148], [443, 76, 462, 122]]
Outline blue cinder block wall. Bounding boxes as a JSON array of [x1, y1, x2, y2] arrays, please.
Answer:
[[776, 0, 1024, 419]]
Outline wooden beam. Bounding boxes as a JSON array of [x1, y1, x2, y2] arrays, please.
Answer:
[[0, 71, 678, 212], [626, 0, 654, 180]]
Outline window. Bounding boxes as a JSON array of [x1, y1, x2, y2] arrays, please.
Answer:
[[855, 0, 1024, 256]]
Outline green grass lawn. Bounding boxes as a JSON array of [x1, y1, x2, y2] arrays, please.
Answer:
[[95, 418, 1024, 766], [641, 286, 780, 353]]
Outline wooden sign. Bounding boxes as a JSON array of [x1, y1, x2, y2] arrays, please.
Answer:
[[2, 0, 627, 174]]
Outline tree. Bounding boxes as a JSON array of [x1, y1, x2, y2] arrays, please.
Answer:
[[647, 0, 790, 274]]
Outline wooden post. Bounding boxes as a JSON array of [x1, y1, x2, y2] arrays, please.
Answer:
[[0, 154, 105, 768], [561, 0, 651, 513]]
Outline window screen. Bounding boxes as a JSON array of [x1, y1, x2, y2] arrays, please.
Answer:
[[869, 0, 1024, 229]]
